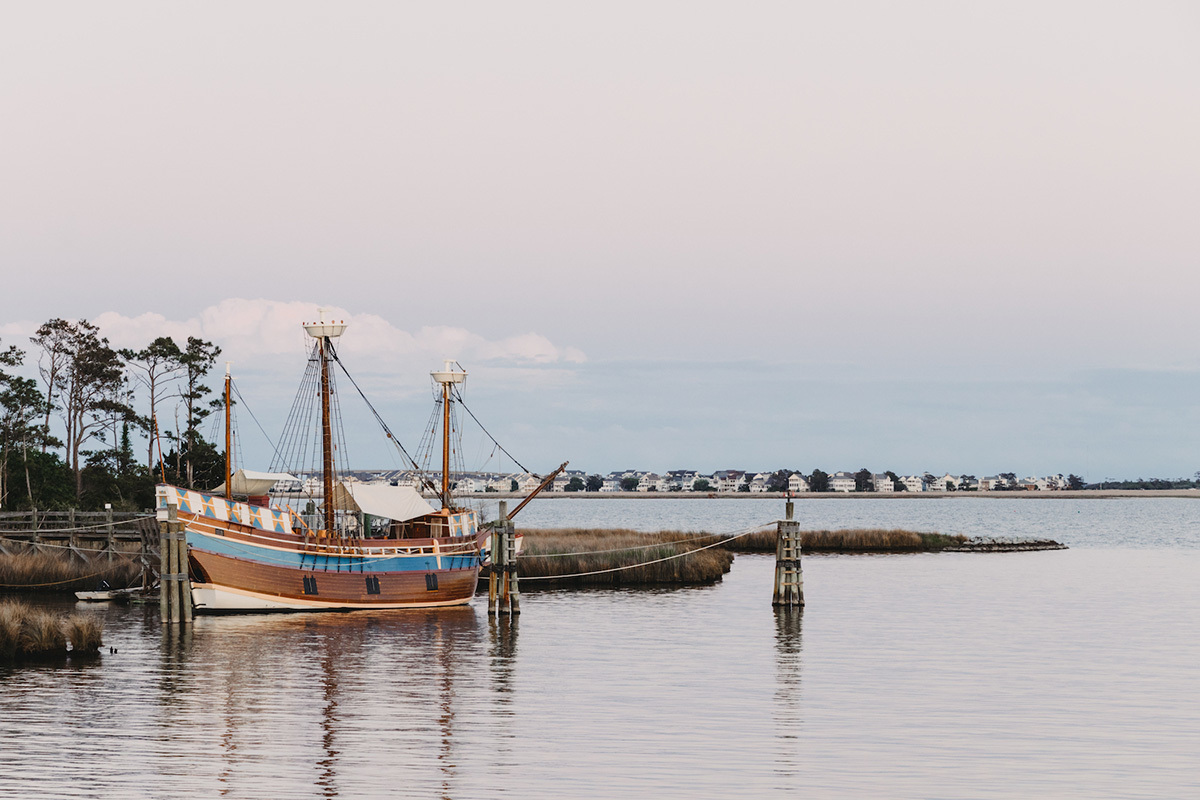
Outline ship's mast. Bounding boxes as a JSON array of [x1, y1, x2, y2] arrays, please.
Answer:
[[303, 312, 348, 537], [431, 360, 466, 509], [224, 362, 232, 500]]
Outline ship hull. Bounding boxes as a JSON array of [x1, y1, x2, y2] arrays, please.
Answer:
[[158, 484, 482, 613], [186, 537, 480, 613]]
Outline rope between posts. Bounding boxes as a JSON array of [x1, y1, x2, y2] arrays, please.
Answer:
[[0, 515, 154, 535], [0, 535, 143, 555], [0, 560, 140, 588], [518, 521, 777, 581], [524, 521, 776, 558]]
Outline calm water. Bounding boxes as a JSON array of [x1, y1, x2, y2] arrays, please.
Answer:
[[2, 498, 1198, 799]]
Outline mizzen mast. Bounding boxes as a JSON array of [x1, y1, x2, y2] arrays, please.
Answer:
[[304, 311, 348, 536], [431, 360, 466, 509], [224, 362, 233, 500]]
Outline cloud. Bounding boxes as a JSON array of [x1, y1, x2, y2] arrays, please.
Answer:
[[90, 298, 585, 373]]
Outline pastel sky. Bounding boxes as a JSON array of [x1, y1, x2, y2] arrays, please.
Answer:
[[2, 2, 1198, 480]]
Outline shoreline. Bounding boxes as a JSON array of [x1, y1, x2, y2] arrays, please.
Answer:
[[460, 489, 1200, 500]]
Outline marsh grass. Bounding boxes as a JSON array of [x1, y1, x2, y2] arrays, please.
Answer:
[[63, 613, 104, 653], [0, 548, 141, 593], [516, 528, 733, 587], [724, 528, 968, 553], [0, 599, 103, 659]]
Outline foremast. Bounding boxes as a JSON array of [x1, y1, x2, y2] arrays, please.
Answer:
[[304, 312, 348, 538], [431, 360, 466, 510]]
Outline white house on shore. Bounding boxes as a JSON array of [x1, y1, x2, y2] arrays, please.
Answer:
[[873, 473, 894, 493], [788, 473, 809, 493], [829, 471, 856, 493]]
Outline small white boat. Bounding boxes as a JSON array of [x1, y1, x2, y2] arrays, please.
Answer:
[[75, 587, 140, 602]]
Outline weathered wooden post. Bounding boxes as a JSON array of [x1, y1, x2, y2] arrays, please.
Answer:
[[159, 503, 173, 623], [487, 501, 520, 616], [488, 502, 505, 615], [505, 520, 520, 616], [31, 506, 38, 543], [772, 500, 804, 607], [178, 517, 193, 624], [104, 504, 115, 565]]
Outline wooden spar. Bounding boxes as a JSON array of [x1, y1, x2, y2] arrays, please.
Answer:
[[441, 379, 451, 507], [224, 363, 232, 500], [319, 337, 335, 537], [430, 360, 466, 510], [506, 461, 568, 521]]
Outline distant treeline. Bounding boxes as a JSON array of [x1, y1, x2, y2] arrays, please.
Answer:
[[1086, 478, 1200, 490], [1, 319, 224, 512]]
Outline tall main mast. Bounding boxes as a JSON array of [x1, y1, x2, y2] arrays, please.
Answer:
[[304, 312, 347, 536], [431, 360, 466, 508]]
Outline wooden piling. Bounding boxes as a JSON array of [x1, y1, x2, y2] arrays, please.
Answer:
[[486, 501, 520, 616], [105, 505, 114, 565], [158, 503, 191, 625], [489, 501, 505, 615], [505, 522, 520, 615], [772, 500, 804, 607], [159, 504, 172, 623]]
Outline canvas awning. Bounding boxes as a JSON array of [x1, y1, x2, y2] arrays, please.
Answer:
[[329, 482, 436, 523], [211, 469, 299, 496]]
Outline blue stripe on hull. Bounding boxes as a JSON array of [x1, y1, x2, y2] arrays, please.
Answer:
[[187, 531, 480, 573]]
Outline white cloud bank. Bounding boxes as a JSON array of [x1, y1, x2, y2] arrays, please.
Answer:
[[81, 299, 585, 367]]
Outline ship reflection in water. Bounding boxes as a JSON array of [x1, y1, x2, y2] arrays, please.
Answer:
[[152, 606, 514, 798]]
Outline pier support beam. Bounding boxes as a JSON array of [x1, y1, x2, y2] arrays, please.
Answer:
[[772, 500, 804, 607]]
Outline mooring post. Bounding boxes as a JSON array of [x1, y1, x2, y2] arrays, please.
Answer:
[[68, 508, 78, 556], [105, 504, 115, 565], [506, 520, 520, 616], [31, 506, 38, 543], [176, 510, 192, 624], [489, 502, 506, 615], [773, 500, 804, 607], [159, 503, 172, 623]]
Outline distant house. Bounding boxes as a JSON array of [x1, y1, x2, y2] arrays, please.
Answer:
[[638, 473, 662, 492], [829, 472, 856, 493], [873, 473, 894, 493], [749, 473, 770, 493], [600, 477, 622, 492], [712, 470, 747, 492], [667, 470, 698, 491], [788, 473, 810, 493], [978, 476, 1004, 491], [900, 475, 925, 493]]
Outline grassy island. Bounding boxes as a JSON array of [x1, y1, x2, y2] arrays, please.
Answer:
[[0, 600, 104, 661]]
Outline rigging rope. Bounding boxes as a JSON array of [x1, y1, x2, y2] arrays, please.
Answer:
[[522, 523, 773, 558], [231, 381, 286, 467], [325, 342, 440, 496], [451, 386, 535, 476], [517, 521, 775, 580]]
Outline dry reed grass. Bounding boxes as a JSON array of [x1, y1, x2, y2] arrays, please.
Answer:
[[63, 613, 104, 652], [517, 528, 733, 587], [724, 528, 967, 553], [0, 599, 103, 659], [0, 548, 141, 593]]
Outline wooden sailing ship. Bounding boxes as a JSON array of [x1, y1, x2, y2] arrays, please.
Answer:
[[155, 312, 544, 612]]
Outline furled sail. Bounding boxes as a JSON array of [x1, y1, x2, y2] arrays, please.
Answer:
[[211, 469, 299, 497], [329, 482, 436, 523]]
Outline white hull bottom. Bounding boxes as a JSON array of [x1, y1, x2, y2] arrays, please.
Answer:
[[190, 583, 474, 612]]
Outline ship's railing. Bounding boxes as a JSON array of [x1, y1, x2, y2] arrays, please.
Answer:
[[187, 517, 479, 560]]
